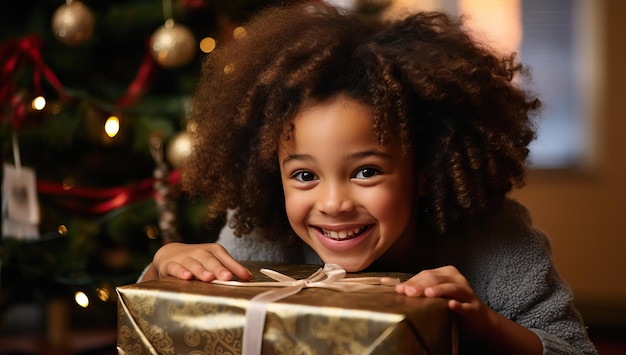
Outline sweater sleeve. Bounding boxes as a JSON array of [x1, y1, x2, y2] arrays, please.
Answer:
[[454, 199, 597, 355], [216, 223, 298, 263], [216, 210, 321, 264]]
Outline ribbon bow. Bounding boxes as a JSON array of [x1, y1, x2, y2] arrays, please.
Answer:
[[213, 264, 400, 355]]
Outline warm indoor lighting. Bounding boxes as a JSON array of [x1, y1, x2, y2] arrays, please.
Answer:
[[75, 291, 89, 308], [32, 96, 46, 111], [57, 225, 68, 235], [233, 26, 246, 39], [62, 178, 75, 190], [96, 288, 110, 302], [187, 121, 198, 133], [458, 0, 522, 54], [145, 225, 159, 239], [200, 37, 216, 53], [105, 116, 120, 137]]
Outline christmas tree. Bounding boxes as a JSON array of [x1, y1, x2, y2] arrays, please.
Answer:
[[0, 1, 391, 352], [0, 0, 307, 348]]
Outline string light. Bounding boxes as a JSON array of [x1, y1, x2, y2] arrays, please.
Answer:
[[187, 121, 198, 133], [105, 115, 120, 137], [200, 37, 216, 53], [57, 225, 68, 235], [31, 96, 47, 111], [75, 291, 89, 308], [233, 26, 246, 39], [145, 225, 160, 239], [62, 177, 75, 190], [96, 288, 110, 302]]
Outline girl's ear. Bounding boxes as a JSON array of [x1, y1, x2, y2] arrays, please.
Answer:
[[417, 169, 429, 197]]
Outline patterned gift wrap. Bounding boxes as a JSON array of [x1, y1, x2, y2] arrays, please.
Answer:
[[117, 263, 457, 355]]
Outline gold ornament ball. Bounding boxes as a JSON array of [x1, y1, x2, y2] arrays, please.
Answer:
[[51, 1, 95, 46], [166, 131, 193, 168], [150, 20, 197, 68]]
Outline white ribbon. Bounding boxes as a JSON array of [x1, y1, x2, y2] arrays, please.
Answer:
[[212, 264, 400, 355]]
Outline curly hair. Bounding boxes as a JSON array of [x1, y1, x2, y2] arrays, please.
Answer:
[[183, 2, 540, 240]]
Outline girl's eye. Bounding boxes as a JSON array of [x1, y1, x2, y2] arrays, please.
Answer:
[[354, 167, 380, 179], [292, 170, 317, 182]]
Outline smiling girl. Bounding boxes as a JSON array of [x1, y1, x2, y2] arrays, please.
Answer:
[[278, 95, 417, 272], [139, 2, 597, 354]]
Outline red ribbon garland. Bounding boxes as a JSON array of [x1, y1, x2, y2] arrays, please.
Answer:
[[115, 40, 158, 108], [36, 170, 180, 215], [1, 35, 159, 128], [0, 35, 69, 129], [0, 36, 175, 214]]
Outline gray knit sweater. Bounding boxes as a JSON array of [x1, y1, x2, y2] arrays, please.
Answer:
[[218, 199, 598, 354]]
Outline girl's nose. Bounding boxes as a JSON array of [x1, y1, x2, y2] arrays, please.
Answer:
[[316, 183, 355, 216]]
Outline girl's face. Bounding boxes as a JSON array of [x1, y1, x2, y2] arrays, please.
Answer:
[[278, 95, 417, 272]]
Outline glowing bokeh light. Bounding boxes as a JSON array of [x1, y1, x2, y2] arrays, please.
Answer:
[[105, 116, 120, 137], [57, 225, 68, 235], [96, 288, 110, 302], [233, 26, 246, 39], [75, 291, 89, 308], [32, 96, 46, 111], [200, 37, 216, 53]]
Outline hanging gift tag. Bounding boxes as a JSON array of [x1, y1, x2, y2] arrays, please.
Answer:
[[2, 163, 40, 240]]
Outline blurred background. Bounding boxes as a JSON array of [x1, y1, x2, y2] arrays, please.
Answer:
[[0, 0, 624, 354]]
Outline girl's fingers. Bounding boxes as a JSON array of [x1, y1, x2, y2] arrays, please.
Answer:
[[397, 266, 472, 298], [164, 262, 195, 280], [204, 244, 253, 281], [395, 283, 425, 297], [424, 282, 473, 302], [150, 242, 255, 282], [181, 257, 219, 281], [219, 257, 253, 281], [448, 299, 471, 313]]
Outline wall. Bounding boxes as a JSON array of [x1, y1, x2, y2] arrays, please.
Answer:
[[511, 0, 626, 324]]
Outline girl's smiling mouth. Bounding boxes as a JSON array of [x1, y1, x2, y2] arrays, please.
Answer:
[[315, 225, 373, 241]]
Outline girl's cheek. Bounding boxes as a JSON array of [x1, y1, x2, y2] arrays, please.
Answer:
[[284, 196, 305, 225]]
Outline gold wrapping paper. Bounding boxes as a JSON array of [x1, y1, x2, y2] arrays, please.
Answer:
[[117, 263, 457, 355]]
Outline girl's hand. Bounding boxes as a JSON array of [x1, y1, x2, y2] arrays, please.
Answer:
[[395, 265, 542, 354], [395, 265, 494, 339], [140, 242, 253, 283]]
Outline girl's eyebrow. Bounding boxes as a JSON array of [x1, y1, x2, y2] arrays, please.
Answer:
[[282, 153, 313, 167], [281, 150, 391, 167], [349, 150, 392, 160]]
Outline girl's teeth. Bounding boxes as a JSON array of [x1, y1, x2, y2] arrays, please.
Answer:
[[324, 227, 364, 240]]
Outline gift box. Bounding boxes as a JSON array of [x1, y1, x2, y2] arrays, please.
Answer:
[[117, 262, 457, 355]]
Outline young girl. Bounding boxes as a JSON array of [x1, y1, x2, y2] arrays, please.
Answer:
[[140, 3, 598, 354]]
